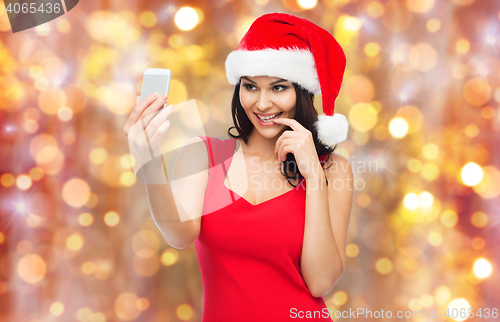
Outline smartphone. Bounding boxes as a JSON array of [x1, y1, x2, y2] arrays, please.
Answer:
[[140, 68, 171, 108]]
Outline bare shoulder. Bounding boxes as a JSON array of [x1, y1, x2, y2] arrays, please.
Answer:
[[184, 136, 208, 158], [324, 151, 353, 178], [174, 136, 209, 174], [184, 135, 207, 148]]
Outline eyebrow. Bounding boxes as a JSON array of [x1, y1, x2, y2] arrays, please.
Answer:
[[241, 76, 288, 86]]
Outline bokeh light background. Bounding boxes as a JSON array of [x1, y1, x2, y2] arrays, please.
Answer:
[[1, 0, 500, 321]]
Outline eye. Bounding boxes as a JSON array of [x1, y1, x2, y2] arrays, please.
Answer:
[[273, 85, 288, 91], [243, 84, 257, 91]]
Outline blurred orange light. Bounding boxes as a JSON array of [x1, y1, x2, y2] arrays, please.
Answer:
[[82, 261, 96, 275], [481, 106, 495, 119], [176, 303, 194, 321], [441, 210, 458, 227], [66, 233, 84, 251], [115, 292, 141, 321], [470, 211, 488, 227], [366, 1, 384, 18], [364, 42, 380, 57], [76, 307, 93, 321], [62, 178, 91, 207], [0, 173, 16, 187], [465, 124, 479, 137], [471, 237, 485, 250], [16, 240, 33, 255], [346, 244, 359, 258], [139, 11, 157, 28], [375, 258, 393, 274], [38, 87, 66, 115], [104, 211, 120, 227], [356, 193, 371, 207], [78, 213, 94, 226], [333, 291, 348, 306], [89, 148, 108, 164], [57, 19, 71, 33], [407, 158, 422, 172], [456, 38, 470, 53], [49, 302, 64, 316], [23, 120, 39, 133], [26, 214, 43, 228], [161, 248, 179, 266], [29, 167, 44, 181], [136, 297, 150, 311], [17, 254, 46, 284], [57, 107, 73, 121], [426, 18, 441, 32]]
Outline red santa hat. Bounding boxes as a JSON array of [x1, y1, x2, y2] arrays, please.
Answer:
[[225, 12, 349, 147]]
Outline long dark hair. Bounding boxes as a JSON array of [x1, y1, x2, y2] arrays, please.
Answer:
[[227, 81, 336, 187]]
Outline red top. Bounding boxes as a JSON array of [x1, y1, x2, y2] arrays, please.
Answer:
[[195, 136, 333, 321]]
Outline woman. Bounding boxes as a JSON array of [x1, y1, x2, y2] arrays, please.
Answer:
[[124, 13, 353, 322]]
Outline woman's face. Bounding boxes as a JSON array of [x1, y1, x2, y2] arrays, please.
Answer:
[[239, 76, 296, 139]]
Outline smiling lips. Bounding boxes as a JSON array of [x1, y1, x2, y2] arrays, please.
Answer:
[[255, 112, 283, 122]]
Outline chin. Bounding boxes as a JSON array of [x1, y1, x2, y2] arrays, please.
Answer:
[[261, 130, 281, 138], [252, 125, 283, 139]]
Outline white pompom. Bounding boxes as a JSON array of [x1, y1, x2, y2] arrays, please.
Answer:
[[314, 113, 349, 147]]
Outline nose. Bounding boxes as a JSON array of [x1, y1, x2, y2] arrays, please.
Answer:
[[256, 90, 273, 110]]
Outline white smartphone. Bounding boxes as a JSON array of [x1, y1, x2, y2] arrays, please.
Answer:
[[140, 68, 171, 108]]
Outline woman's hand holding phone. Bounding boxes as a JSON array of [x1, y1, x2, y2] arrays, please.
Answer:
[[123, 92, 174, 166]]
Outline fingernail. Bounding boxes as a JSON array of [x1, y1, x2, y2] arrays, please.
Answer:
[[151, 92, 157, 98], [162, 94, 168, 100]]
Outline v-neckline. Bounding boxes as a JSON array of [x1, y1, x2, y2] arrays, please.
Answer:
[[222, 138, 302, 207], [224, 183, 298, 207]]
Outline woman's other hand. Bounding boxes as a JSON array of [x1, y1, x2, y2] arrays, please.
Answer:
[[273, 117, 323, 180]]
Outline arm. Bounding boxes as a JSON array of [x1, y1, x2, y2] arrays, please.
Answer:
[[123, 93, 208, 250], [142, 137, 208, 249], [300, 152, 353, 297]]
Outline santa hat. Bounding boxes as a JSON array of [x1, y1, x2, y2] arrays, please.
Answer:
[[225, 12, 349, 147]]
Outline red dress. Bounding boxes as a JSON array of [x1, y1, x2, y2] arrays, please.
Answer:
[[195, 136, 333, 321]]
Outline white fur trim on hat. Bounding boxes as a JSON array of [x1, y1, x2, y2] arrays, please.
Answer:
[[225, 48, 321, 94], [314, 113, 349, 146]]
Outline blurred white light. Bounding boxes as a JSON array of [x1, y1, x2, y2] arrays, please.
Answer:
[[52, 77, 63, 87], [399, 91, 409, 102], [14, 202, 27, 213], [461, 162, 483, 186], [473, 258, 492, 279], [389, 117, 409, 138], [165, 4, 176, 14], [404, 193, 419, 210], [297, 0, 318, 9], [419, 191, 434, 208], [485, 35, 496, 45], [476, 63, 489, 77], [447, 298, 471, 322], [174, 6, 199, 31], [344, 17, 362, 31], [391, 47, 406, 63]]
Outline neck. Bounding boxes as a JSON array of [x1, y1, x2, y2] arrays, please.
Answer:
[[243, 127, 284, 161]]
